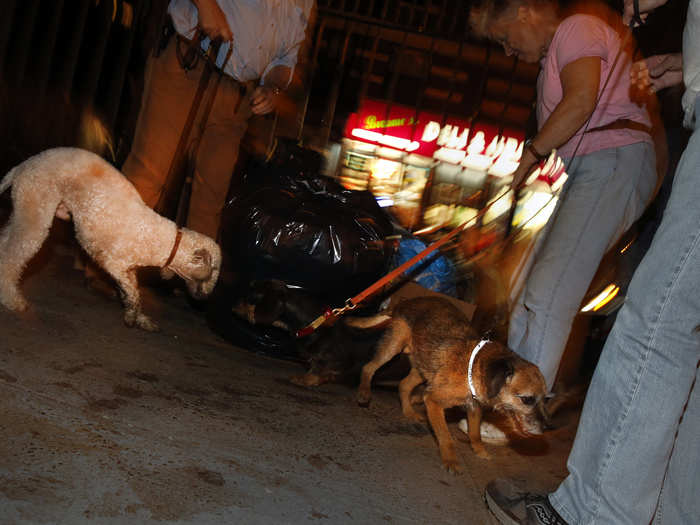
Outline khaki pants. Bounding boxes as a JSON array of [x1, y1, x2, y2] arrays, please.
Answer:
[[122, 37, 252, 240]]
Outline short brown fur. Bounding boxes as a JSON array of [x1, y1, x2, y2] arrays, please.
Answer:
[[353, 296, 548, 473]]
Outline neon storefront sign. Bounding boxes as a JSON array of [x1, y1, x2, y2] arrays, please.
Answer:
[[344, 99, 524, 162]]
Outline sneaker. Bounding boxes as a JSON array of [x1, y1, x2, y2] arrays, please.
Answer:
[[457, 418, 508, 445], [485, 479, 568, 525]]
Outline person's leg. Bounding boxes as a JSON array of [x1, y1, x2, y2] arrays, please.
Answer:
[[549, 123, 700, 525], [185, 78, 252, 240], [653, 363, 700, 524], [509, 142, 656, 389], [121, 38, 199, 208]]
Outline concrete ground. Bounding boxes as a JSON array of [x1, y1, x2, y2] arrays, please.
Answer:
[[0, 231, 579, 525]]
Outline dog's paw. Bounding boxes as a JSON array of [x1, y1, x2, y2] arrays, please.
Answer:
[[356, 390, 371, 407], [124, 313, 160, 332], [472, 445, 491, 460], [136, 316, 160, 332], [403, 410, 427, 424], [442, 458, 464, 475], [0, 293, 29, 312]]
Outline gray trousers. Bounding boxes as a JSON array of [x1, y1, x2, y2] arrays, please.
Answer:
[[508, 141, 657, 390]]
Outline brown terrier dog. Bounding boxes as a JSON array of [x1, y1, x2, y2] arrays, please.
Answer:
[[350, 296, 548, 473]]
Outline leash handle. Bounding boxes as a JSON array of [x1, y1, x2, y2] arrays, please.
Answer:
[[294, 307, 336, 338]]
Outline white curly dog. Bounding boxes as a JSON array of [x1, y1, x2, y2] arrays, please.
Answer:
[[0, 147, 221, 331]]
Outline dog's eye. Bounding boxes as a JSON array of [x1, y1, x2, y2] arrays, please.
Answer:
[[519, 396, 536, 406]]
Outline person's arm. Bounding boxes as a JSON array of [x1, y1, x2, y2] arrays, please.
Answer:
[[511, 56, 601, 189], [192, 0, 232, 41], [249, 3, 312, 116], [250, 65, 292, 115]]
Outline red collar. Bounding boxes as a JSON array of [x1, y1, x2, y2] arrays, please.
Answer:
[[163, 229, 183, 268]]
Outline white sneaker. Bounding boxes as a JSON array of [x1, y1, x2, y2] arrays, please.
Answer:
[[458, 418, 508, 445]]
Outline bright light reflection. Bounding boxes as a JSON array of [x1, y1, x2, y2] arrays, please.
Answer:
[[483, 186, 512, 224], [372, 158, 400, 180], [581, 284, 620, 312], [352, 128, 420, 152], [514, 191, 559, 230]]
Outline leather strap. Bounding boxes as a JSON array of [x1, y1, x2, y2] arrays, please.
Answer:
[[163, 229, 183, 268], [631, 0, 645, 27], [586, 119, 651, 135]]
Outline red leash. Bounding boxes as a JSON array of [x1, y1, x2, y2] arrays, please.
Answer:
[[295, 186, 514, 338]]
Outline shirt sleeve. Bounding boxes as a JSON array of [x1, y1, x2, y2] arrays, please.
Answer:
[[168, 0, 199, 39], [261, 4, 310, 86], [555, 15, 610, 72]]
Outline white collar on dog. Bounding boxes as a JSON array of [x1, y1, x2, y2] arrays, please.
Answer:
[[468, 339, 489, 399]]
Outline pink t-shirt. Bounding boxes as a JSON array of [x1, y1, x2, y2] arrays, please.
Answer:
[[537, 14, 652, 158]]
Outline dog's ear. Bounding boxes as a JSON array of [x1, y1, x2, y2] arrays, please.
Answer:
[[160, 267, 176, 280], [190, 248, 213, 280], [486, 358, 515, 398]]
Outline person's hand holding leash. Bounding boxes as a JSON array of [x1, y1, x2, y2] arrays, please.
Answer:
[[194, 0, 233, 42], [250, 86, 280, 115], [510, 159, 534, 191], [510, 138, 547, 191], [631, 53, 684, 93]]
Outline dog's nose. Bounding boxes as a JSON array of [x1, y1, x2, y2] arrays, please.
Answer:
[[542, 419, 557, 431], [189, 283, 208, 300]]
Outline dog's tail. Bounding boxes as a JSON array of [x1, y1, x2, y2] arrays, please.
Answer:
[[0, 165, 18, 196], [344, 313, 392, 330]]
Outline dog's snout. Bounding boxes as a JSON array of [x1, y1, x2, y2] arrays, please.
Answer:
[[523, 416, 544, 436], [527, 419, 544, 435], [186, 279, 214, 301]]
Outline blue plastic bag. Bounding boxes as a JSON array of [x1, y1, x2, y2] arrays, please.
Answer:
[[392, 237, 457, 297]]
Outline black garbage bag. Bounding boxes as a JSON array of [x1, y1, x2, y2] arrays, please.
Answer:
[[208, 138, 399, 358]]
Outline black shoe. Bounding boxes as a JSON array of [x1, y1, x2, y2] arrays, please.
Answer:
[[485, 479, 568, 525]]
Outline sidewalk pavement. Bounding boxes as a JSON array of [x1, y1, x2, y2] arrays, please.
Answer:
[[0, 237, 577, 524]]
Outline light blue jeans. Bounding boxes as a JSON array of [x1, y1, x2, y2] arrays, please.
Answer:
[[508, 141, 657, 390], [550, 99, 700, 524]]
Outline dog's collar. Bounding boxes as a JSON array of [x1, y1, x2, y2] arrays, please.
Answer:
[[163, 228, 183, 268], [468, 339, 490, 399]]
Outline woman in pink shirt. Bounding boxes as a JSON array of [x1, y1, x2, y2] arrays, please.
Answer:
[[469, 1, 657, 393]]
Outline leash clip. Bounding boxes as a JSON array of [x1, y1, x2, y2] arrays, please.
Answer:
[[331, 299, 357, 318]]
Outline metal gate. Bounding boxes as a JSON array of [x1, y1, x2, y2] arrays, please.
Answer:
[[0, 1, 537, 174], [299, 0, 538, 146], [0, 0, 166, 171]]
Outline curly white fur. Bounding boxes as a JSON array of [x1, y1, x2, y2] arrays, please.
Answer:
[[0, 147, 221, 331]]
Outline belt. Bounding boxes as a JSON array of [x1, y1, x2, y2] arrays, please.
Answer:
[[586, 119, 651, 135]]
